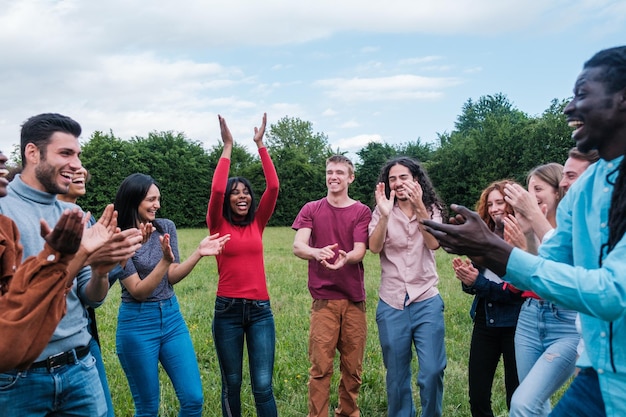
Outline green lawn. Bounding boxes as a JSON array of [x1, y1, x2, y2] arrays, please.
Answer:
[[96, 227, 568, 416]]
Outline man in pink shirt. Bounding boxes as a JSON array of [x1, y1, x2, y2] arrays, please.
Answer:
[[368, 156, 446, 417], [293, 155, 372, 417]]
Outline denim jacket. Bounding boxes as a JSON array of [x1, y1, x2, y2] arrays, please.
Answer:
[[463, 269, 524, 328]]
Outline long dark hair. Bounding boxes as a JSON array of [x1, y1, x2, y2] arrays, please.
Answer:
[[222, 176, 256, 226], [585, 47, 626, 259], [377, 156, 444, 219], [114, 173, 164, 233]]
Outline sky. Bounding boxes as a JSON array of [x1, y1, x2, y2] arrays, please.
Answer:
[[1, 1, 625, 162]]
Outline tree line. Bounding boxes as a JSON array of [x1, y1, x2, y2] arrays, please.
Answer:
[[12, 93, 575, 228]]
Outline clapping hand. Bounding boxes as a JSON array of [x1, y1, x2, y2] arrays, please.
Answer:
[[374, 182, 395, 218], [253, 113, 267, 147], [197, 233, 231, 256], [41, 208, 85, 255]]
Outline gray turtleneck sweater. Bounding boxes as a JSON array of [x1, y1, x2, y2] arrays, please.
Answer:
[[0, 174, 98, 361]]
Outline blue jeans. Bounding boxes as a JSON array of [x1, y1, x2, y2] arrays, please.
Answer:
[[90, 336, 114, 417], [549, 368, 606, 417], [510, 298, 579, 417], [116, 296, 203, 417], [0, 351, 106, 416], [212, 296, 277, 417], [376, 295, 447, 417]]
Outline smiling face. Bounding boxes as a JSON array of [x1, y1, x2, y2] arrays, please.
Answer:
[[559, 157, 591, 192], [528, 175, 559, 217], [486, 189, 507, 225], [326, 161, 354, 195], [0, 150, 8, 198], [66, 166, 88, 199], [229, 181, 252, 219], [388, 163, 415, 201], [564, 66, 624, 159], [138, 184, 161, 223], [26, 132, 82, 195]]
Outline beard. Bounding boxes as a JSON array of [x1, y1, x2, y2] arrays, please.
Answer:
[[35, 161, 69, 195]]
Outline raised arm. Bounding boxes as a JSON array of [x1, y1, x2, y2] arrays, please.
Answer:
[[368, 183, 395, 254], [219, 114, 233, 160], [207, 115, 234, 229], [254, 113, 280, 226]]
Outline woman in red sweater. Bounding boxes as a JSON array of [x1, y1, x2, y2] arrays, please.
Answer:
[[206, 113, 279, 417]]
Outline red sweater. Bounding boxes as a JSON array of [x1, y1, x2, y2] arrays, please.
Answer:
[[206, 147, 279, 300]]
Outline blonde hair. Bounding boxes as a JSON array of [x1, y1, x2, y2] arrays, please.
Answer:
[[527, 162, 565, 201], [326, 155, 354, 176]]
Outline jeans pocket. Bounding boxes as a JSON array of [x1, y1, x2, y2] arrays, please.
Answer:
[[253, 299, 271, 310], [0, 373, 20, 390], [78, 353, 96, 371], [214, 296, 234, 314], [553, 307, 577, 324]]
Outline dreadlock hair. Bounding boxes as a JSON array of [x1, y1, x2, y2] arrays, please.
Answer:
[[584, 46, 626, 257], [377, 156, 445, 219], [475, 179, 517, 233]]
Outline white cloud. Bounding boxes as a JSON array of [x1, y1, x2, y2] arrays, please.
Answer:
[[0, 0, 624, 158], [332, 134, 382, 153], [315, 75, 463, 101]]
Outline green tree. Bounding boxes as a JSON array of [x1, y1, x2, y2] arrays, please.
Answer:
[[353, 142, 398, 206], [80, 131, 212, 227], [265, 116, 333, 225], [428, 94, 531, 208]]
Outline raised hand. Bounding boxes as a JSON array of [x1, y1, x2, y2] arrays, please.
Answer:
[[374, 182, 395, 218], [88, 228, 143, 274], [403, 180, 424, 208], [197, 233, 230, 256], [503, 183, 542, 221], [160, 233, 175, 263], [139, 222, 154, 244], [253, 113, 267, 147], [40, 208, 84, 255], [218, 114, 234, 148], [80, 204, 117, 255], [502, 214, 527, 250]]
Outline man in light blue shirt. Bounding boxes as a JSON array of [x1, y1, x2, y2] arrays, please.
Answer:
[[423, 46, 626, 417]]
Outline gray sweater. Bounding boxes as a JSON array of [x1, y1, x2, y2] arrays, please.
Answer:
[[0, 175, 97, 361]]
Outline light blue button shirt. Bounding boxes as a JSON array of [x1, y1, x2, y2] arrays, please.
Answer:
[[504, 156, 626, 417]]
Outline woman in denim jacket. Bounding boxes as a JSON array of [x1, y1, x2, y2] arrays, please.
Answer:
[[453, 179, 525, 417]]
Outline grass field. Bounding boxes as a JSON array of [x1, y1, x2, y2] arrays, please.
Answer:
[[96, 227, 569, 416]]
